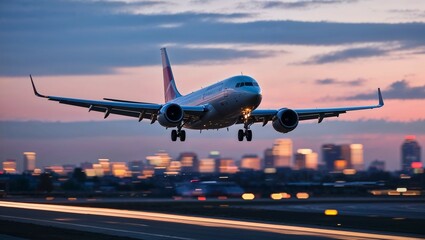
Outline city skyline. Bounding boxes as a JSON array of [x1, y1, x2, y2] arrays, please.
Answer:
[[0, 1, 424, 171], [2, 136, 422, 173]]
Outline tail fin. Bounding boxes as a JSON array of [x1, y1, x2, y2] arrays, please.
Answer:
[[161, 48, 182, 102]]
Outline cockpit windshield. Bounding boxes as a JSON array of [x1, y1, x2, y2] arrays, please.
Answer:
[[235, 82, 259, 88]]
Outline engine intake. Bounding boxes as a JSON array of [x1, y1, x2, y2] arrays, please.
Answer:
[[272, 108, 299, 133], [157, 103, 184, 127]]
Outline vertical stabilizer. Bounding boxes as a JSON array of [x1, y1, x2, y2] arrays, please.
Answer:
[[161, 48, 182, 102]]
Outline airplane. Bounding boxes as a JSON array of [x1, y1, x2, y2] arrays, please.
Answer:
[[30, 48, 384, 142]]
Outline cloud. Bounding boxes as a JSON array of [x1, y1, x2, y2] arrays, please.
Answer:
[[262, 0, 356, 9], [345, 80, 425, 100], [303, 47, 388, 64], [1, 0, 425, 75], [315, 78, 365, 86]]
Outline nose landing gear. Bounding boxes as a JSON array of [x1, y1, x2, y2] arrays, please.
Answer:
[[238, 126, 252, 142]]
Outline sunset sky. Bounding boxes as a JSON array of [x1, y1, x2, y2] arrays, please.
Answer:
[[0, 0, 424, 170]]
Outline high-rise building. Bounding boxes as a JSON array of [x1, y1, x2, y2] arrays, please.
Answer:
[[129, 160, 144, 177], [177, 152, 199, 173], [208, 151, 221, 173], [263, 148, 274, 169], [166, 160, 181, 175], [2, 159, 17, 174], [294, 149, 318, 170], [322, 144, 340, 171], [146, 150, 171, 168], [23, 152, 36, 172], [240, 154, 261, 171], [272, 139, 292, 168], [322, 144, 364, 171], [350, 144, 364, 171], [401, 135, 421, 172], [199, 158, 215, 173], [218, 158, 238, 174]]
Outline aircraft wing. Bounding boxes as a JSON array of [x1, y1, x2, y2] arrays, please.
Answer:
[[247, 88, 384, 125], [30, 76, 206, 122]]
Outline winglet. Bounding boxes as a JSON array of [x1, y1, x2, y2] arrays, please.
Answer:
[[378, 88, 384, 107], [30, 75, 48, 98]]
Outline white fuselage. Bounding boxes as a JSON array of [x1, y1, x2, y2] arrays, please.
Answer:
[[171, 75, 262, 129]]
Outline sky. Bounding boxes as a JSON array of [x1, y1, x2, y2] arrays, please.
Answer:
[[0, 0, 424, 171]]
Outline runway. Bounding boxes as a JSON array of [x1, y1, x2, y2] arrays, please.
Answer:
[[0, 201, 422, 240], [244, 202, 425, 219]]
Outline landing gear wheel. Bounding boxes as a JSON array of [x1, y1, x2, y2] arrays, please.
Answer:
[[171, 129, 178, 141], [246, 130, 252, 141], [238, 129, 244, 141], [180, 130, 186, 142]]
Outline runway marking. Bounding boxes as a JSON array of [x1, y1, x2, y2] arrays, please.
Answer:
[[0, 201, 422, 240], [0, 215, 194, 240]]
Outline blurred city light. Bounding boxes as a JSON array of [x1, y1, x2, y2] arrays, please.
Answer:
[[281, 192, 291, 199], [324, 209, 338, 216], [343, 169, 357, 175], [242, 193, 255, 200], [270, 193, 282, 200], [296, 192, 309, 199], [396, 188, 407, 193]]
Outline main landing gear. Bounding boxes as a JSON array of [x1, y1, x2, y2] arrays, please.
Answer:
[[171, 128, 186, 142], [238, 127, 252, 142]]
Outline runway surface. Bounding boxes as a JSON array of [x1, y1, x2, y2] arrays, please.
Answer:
[[244, 202, 425, 219], [0, 201, 422, 240]]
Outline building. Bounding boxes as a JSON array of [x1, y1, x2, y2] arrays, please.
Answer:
[[98, 159, 111, 175], [350, 144, 364, 171], [369, 159, 385, 172], [218, 158, 238, 174], [129, 160, 144, 177], [177, 152, 199, 173], [263, 148, 274, 169], [23, 152, 36, 173], [321, 144, 340, 171], [272, 139, 292, 168], [111, 162, 129, 178], [240, 154, 261, 171], [199, 158, 215, 173], [294, 149, 318, 170], [322, 144, 364, 171], [2, 159, 17, 174], [146, 150, 171, 168], [401, 135, 421, 172]]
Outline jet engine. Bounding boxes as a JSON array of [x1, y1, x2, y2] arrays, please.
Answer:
[[157, 103, 184, 127], [272, 108, 299, 133]]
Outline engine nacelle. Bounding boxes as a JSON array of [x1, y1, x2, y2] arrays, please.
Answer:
[[272, 108, 299, 133], [157, 103, 184, 127]]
